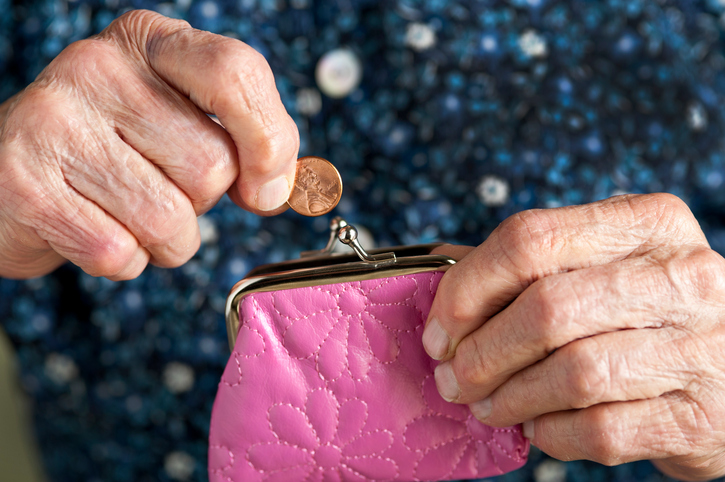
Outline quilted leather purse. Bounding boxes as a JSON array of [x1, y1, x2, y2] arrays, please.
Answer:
[[209, 219, 529, 481]]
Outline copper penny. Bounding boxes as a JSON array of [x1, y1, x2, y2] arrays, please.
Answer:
[[287, 156, 343, 216]]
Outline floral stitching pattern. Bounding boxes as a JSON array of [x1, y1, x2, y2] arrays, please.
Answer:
[[404, 376, 527, 480], [247, 389, 398, 481], [272, 277, 423, 381]]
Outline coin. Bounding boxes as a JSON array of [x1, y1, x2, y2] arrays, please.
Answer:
[[287, 156, 343, 216]]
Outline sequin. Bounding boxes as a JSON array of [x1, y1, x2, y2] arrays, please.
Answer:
[[315, 48, 362, 99]]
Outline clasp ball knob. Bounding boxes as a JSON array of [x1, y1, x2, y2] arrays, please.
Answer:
[[338, 225, 358, 245]]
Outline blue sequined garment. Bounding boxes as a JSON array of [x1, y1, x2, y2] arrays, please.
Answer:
[[1, 1, 724, 481]]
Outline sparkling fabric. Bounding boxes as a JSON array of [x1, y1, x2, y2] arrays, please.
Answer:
[[1, 1, 725, 481]]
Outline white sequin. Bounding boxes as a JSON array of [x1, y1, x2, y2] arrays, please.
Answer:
[[477, 176, 510, 206], [124, 290, 143, 310], [707, 171, 723, 188], [229, 258, 247, 276], [198, 215, 219, 245], [296, 88, 322, 116], [616, 33, 636, 53], [481, 34, 498, 52], [534, 459, 567, 482], [165, 451, 195, 481], [405, 23, 436, 51], [31, 313, 51, 333], [585, 135, 603, 153], [518, 30, 548, 58], [163, 362, 195, 394], [200, 0, 219, 18], [315, 49, 362, 98], [45, 353, 79, 385], [687, 101, 708, 131]]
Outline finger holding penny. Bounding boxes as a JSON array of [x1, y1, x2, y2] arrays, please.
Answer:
[[141, 12, 300, 215], [0, 9, 301, 279]]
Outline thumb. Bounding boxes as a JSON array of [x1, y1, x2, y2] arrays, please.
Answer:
[[100, 10, 299, 214]]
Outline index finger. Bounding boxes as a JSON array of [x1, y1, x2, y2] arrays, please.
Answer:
[[101, 10, 299, 214], [423, 193, 707, 361]]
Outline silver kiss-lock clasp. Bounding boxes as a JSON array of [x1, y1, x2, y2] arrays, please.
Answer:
[[302, 216, 396, 267]]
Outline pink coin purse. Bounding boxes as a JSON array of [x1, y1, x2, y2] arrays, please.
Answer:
[[209, 219, 528, 481]]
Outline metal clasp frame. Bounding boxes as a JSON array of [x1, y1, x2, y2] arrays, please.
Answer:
[[301, 217, 396, 267]]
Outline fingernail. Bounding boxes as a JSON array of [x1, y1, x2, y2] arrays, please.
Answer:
[[255, 175, 291, 211], [523, 420, 534, 440], [469, 398, 492, 420], [434, 362, 460, 402], [422, 317, 449, 360]]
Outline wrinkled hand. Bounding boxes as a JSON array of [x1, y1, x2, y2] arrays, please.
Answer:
[[425, 193, 725, 481], [0, 10, 299, 280]]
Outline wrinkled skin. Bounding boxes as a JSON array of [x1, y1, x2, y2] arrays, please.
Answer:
[[0, 10, 300, 280], [427, 194, 725, 481]]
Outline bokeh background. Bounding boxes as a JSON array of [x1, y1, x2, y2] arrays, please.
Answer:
[[1, 0, 725, 481]]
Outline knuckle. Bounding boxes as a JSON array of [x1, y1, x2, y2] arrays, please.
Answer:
[[268, 117, 301, 160], [455, 335, 493, 387], [640, 193, 703, 241], [561, 341, 610, 409], [0, 128, 66, 222], [51, 38, 120, 83], [525, 278, 572, 349], [85, 232, 138, 278], [184, 152, 235, 208], [445, 297, 477, 327], [434, 271, 481, 331], [648, 192, 691, 216], [0, 152, 36, 205], [496, 211, 535, 251], [13, 83, 63, 109], [496, 210, 558, 276], [210, 41, 275, 111], [4, 86, 72, 142], [107, 9, 156, 31], [206, 42, 299, 167], [187, 180, 225, 210], [135, 200, 190, 249], [678, 248, 725, 304], [528, 280, 560, 329], [104, 9, 190, 43], [238, 46, 277, 93], [246, 116, 300, 177], [659, 194, 697, 229], [110, 261, 147, 282], [131, 203, 199, 267], [58, 37, 113, 63], [153, 232, 200, 269], [119, 183, 190, 249], [585, 407, 627, 466]]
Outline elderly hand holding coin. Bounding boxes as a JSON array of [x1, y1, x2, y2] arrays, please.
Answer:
[[0, 9, 302, 280]]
